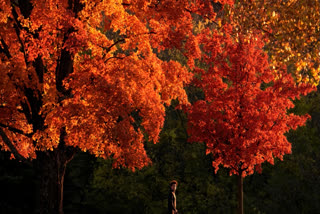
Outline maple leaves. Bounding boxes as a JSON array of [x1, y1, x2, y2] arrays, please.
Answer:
[[0, 0, 201, 171], [230, 0, 320, 86], [186, 28, 314, 176]]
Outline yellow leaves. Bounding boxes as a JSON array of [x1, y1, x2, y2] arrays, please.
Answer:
[[194, 20, 206, 34], [294, 56, 320, 85], [232, 0, 320, 85], [217, 19, 222, 28], [296, 73, 302, 83]]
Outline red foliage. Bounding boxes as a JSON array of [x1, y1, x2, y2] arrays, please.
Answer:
[[186, 30, 314, 176]]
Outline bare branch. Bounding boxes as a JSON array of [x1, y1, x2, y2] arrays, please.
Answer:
[[105, 39, 125, 53], [105, 56, 126, 63]]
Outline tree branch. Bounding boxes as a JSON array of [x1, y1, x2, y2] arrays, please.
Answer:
[[104, 39, 125, 53], [0, 123, 33, 138], [11, 5, 29, 67], [0, 38, 12, 59], [105, 56, 126, 63], [0, 127, 31, 165], [20, 100, 33, 124], [102, 31, 156, 56]]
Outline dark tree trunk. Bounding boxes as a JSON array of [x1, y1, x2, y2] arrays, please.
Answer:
[[34, 142, 76, 214], [238, 173, 244, 214]]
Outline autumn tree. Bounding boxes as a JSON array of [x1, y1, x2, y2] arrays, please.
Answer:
[[0, 0, 224, 213], [229, 0, 320, 86], [185, 26, 314, 213]]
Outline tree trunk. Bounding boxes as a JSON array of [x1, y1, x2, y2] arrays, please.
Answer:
[[35, 143, 76, 214], [238, 174, 244, 214]]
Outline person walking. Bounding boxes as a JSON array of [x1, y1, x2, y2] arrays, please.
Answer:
[[168, 180, 178, 214]]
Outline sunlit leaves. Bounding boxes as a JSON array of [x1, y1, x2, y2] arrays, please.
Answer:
[[186, 31, 314, 177], [0, 0, 208, 170], [231, 0, 320, 86]]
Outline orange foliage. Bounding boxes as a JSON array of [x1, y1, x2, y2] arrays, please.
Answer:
[[0, 0, 220, 170]]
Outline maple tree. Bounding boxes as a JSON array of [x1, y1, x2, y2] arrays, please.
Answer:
[[0, 0, 225, 213], [185, 23, 314, 213], [1, 0, 315, 213], [229, 0, 320, 86]]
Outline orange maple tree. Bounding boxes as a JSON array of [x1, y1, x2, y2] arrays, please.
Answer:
[[0, 0, 221, 213]]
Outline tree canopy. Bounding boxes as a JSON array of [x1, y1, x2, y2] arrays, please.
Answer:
[[231, 0, 320, 86], [186, 28, 313, 176], [0, 0, 219, 170]]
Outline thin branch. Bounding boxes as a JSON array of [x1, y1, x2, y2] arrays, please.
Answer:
[[184, 7, 221, 28], [235, 10, 275, 38], [101, 31, 156, 58], [121, 2, 130, 7], [105, 56, 126, 63], [11, 5, 29, 67], [0, 38, 12, 59], [20, 100, 33, 124], [121, 1, 160, 9], [104, 39, 125, 53]]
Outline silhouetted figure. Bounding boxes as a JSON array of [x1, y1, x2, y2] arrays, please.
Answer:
[[168, 180, 178, 214]]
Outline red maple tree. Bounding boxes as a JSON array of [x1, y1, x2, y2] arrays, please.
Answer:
[[186, 27, 314, 213]]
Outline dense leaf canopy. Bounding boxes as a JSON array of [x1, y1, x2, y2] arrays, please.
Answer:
[[0, 0, 222, 170], [186, 28, 314, 176]]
